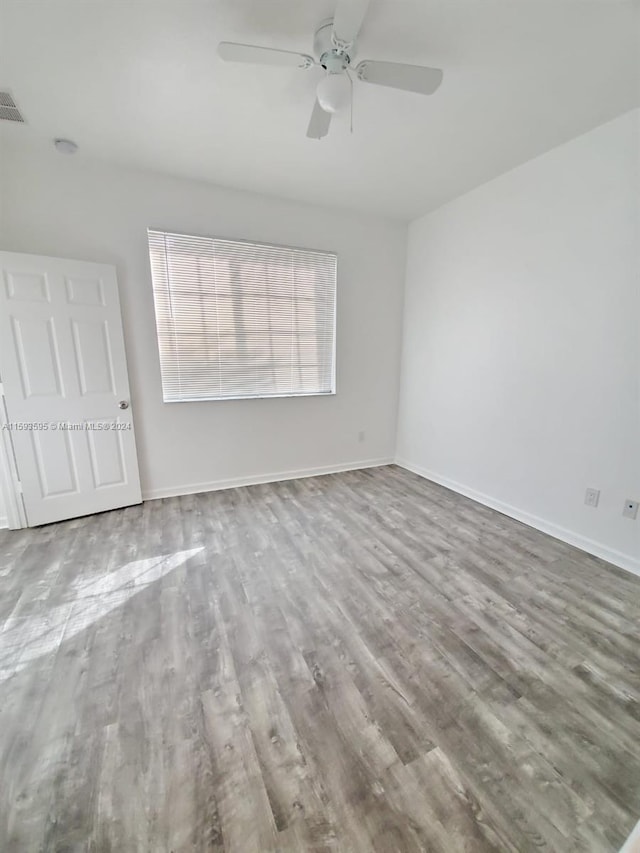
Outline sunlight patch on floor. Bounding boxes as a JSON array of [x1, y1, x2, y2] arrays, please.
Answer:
[[0, 547, 204, 683]]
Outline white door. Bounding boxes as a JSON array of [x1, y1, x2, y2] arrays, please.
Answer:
[[0, 252, 142, 526]]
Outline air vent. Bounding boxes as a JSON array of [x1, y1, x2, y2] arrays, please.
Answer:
[[0, 91, 25, 123]]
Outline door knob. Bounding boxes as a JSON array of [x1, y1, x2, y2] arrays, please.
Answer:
[[118, 400, 129, 410]]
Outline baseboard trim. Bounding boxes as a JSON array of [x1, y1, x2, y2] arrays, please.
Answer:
[[395, 458, 640, 579], [0, 516, 8, 530], [620, 819, 640, 853], [142, 457, 395, 502]]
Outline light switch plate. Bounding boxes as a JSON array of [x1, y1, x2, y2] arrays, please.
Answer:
[[623, 499, 638, 520]]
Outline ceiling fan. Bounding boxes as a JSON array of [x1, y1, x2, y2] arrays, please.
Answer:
[[217, 0, 443, 139]]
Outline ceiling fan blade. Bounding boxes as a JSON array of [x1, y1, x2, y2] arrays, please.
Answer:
[[332, 0, 370, 45], [306, 99, 332, 139], [356, 60, 443, 95], [218, 42, 314, 69]]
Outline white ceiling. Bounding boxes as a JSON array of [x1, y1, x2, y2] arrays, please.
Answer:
[[1, 0, 638, 220]]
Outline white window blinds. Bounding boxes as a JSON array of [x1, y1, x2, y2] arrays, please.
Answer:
[[147, 230, 337, 402]]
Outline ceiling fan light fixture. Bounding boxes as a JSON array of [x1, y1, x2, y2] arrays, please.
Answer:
[[316, 73, 351, 114]]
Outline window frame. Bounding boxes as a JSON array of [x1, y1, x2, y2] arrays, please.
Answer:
[[147, 228, 338, 403]]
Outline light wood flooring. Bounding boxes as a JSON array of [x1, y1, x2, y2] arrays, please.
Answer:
[[0, 465, 639, 852]]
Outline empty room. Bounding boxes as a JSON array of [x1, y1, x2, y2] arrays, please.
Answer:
[[0, 0, 639, 850]]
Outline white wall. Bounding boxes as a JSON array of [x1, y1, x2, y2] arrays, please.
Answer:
[[0, 144, 406, 503], [397, 110, 640, 573]]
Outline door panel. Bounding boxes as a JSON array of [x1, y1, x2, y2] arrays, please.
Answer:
[[12, 316, 64, 397], [0, 252, 142, 526], [30, 429, 80, 497], [71, 319, 116, 396], [86, 422, 127, 488], [65, 275, 105, 306], [5, 270, 51, 302]]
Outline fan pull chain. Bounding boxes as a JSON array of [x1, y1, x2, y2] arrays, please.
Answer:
[[347, 69, 354, 134]]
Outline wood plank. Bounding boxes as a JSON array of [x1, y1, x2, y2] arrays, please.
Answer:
[[0, 465, 639, 851]]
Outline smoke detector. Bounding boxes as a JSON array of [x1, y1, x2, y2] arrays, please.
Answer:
[[54, 138, 78, 155], [0, 91, 25, 123]]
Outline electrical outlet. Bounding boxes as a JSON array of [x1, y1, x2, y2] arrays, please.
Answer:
[[358, 430, 365, 443], [622, 499, 638, 520], [584, 488, 600, 508]]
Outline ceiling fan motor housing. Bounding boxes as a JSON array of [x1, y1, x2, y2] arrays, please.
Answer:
[[314, 18, 354, 72]]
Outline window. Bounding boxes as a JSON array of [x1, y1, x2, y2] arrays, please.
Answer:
[[148, 230, 337, 402]]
